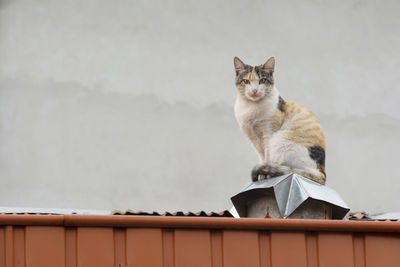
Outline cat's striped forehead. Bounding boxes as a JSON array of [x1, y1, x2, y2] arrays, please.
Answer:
[[242, 66, 257, 80], [236, 65, 274, 84], [238, 65, 272, 82]]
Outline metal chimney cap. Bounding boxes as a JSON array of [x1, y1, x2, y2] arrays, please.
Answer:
[[231, 173, 350, 219]]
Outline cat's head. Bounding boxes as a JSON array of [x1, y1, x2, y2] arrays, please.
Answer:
[[234, 57, 275, 101]]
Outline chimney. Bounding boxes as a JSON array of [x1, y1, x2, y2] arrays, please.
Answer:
[[231, 173, 349, 219]]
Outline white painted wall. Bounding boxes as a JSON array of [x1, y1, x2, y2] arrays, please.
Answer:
[[1, 0, 399, 213]]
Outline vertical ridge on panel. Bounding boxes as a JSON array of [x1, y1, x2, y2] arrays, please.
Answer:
[[364, 233, 400, 267], [114, 228, 126, 267], [352, 233, 365, 267], [126, 228, 163, 267], [223, 230, 260, 267], [270, 231, 307, 267], [0, 227, 5, 267], [13, 226, 25, 267], [305, 232, 318, 267], [210, 230, 223, 267], [318, 232, 353, 267], [25, 226, 65, 267], [65, 227, 77, 267], [77, 227, 114, 267], [174, 229, 212, 267], [162, 229, 175, 267], [0, 226, 6, 266], [5, 226, 13, 267], [258, 231, 272, 267]]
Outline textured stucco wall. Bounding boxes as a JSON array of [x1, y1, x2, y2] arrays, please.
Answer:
[[1, 0, 399, 213]]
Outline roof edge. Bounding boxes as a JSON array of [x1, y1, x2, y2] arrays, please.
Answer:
[[0, 215, 399, 232]]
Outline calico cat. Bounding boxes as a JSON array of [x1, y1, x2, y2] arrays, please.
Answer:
[[234, 57, 326, 184]]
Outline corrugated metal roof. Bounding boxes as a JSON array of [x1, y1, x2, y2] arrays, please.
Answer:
[[347, 212, 400, 221], [0, 207, 233, 217], [111, 210, 400, 221], [112, 210, 233, 217], [0, 207, 110, 215], [1, 207, 399, 221], [369, 212, 400, 220]]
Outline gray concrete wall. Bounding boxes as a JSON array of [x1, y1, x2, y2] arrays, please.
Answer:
[[1, 0, 399, 213]]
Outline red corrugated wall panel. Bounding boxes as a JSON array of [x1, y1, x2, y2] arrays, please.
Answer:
[[13, 227, 25, 267], [175, 230, 212, 267], [65, 228, 77, 267], [77, 227, 114, 267], [25, 226, 65, 267], [318, 232, 354, 267], [126, 228, 163, 267], [259, 231, 272, 267], [0, 227, 5, 267], [270, 232, 308, 267], [210, 230, 223, 267], [223, 230, 260, 267], [364, 233, 400, 267], [1, 216, 400, 267]]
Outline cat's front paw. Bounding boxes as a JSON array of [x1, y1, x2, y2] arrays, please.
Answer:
[[266, 164, 286, 177], [251, 164, 265, 182], [251, 164, 289, 182]]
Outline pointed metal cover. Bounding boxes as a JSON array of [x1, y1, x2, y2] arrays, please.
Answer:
[[231, 173, 350, 219]]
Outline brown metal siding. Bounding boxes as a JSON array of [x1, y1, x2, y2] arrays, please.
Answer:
[[1, 215, 400, 267], [126, 228, 163, 267]]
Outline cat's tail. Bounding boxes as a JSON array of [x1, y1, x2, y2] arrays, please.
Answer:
[[292, 168, 326, 185]]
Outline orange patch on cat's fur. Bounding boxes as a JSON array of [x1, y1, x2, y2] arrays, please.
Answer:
[[274, 101, 326, 150], [317, 164, 326, 177], [243, 66, 257, 80], [299, 169, 326, 184]]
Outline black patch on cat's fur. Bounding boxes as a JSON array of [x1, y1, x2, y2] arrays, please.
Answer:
[[255, 66, 274, 84], [255, 66, 261, 77], [277, 96, 285, 112], [308, 146, 325, 166]]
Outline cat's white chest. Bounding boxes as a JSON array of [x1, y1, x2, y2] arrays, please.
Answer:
[[236, 103, 264, 131], [234, 96, 275, 137]]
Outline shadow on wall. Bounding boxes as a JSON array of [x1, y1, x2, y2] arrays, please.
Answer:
[[0, 77, 399, 213], [0, 77, 255, 211], [0, 0, 13, 9]]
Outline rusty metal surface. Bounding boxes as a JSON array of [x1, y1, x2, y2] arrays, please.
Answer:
[[0, 207, 233, 217], [0, 207, 110, 215], [0, 216, 400, 267], [112, 210, 233, 217], [3, 207, 398, 222], [347, 212, 400, 221], [231, 173, 350, 219]]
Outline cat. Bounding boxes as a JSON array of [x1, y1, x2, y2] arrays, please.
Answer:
[[233, 56, 326, 185]]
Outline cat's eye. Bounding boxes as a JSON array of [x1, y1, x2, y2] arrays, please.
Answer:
[[242, 79, 250, 84], [259, 78, 266, 84]]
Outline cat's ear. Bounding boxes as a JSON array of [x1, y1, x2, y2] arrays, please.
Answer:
[[234, 57, 246, 73], [262, 57, 275, 72]]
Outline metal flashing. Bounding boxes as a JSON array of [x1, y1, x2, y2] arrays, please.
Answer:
[[231, 173, 350, 219]]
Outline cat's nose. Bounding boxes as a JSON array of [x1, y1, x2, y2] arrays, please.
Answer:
[[252, 89, 257, 94]]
